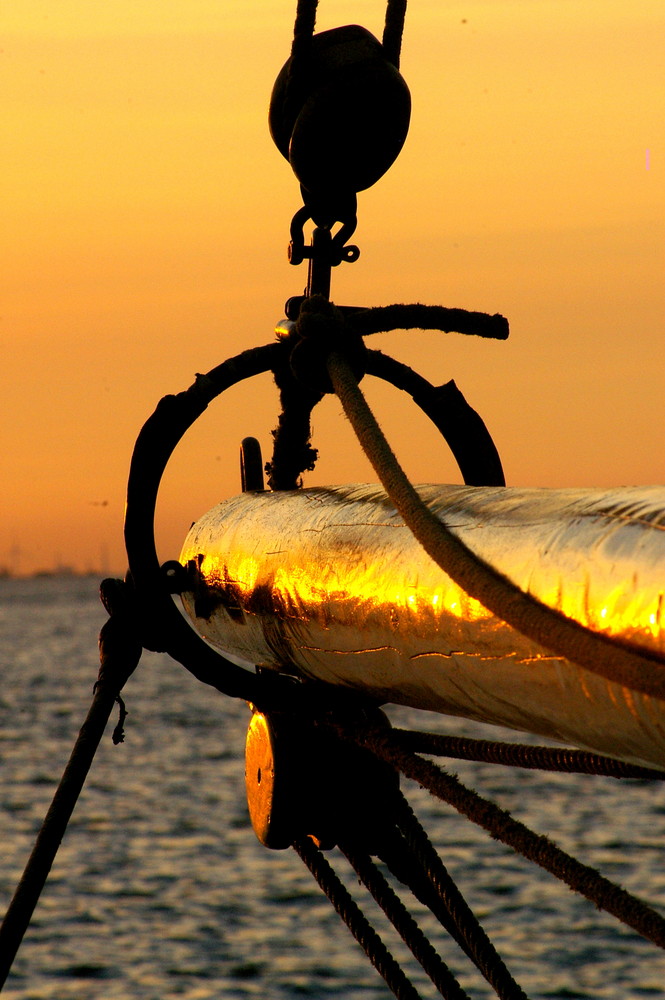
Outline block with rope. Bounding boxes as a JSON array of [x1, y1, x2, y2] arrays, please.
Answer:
[[2, 1, 664, 996]]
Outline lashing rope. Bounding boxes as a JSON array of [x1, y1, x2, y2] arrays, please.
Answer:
[[355, 723, 665, 950], [338, 839, 473, 1000], [293, 836, 424, 999], [391, 729, 665, 780], [265, 355, 323, 490], [352, 302, 508, 341], [270, 294, 509, 489], [381, 802, 529, 1000]]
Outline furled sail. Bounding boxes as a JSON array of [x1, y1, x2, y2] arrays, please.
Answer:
[[179, 484, 665, 769]]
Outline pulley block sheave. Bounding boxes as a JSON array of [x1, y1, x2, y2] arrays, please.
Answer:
[[245, 710, 400, 851], [269, 25, 411, 225]]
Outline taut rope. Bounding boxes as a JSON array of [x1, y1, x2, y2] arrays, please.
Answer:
[[326, 345, 665, 700]]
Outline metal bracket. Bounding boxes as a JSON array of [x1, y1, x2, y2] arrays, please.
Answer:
[[240, 436, 265, 492]]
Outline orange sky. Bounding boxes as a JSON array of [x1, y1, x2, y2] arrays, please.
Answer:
[[3, 1, 663, 576]]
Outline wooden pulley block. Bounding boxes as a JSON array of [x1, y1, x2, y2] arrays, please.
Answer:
[[245, 709, 400, 852], [245, 710, 337, 850], [269, 25, 411, 211], [245, 710, 305, 850]]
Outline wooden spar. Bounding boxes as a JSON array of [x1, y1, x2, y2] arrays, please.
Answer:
[[178, 483, 665, 769]]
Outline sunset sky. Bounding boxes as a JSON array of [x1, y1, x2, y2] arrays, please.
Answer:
[[3, 1, 663, 577]]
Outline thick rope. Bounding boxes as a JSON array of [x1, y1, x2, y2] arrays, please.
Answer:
[[358, 726, 665, 949], [0, 597, 141, 988], [326, 349, 665, 700], [383, 0, 408, 68], [292, 0, 407, 69], [365, 351, 505, 487], [266, 357, 323, 489], [379, 821, 528, 1000], [293, 837, 423, 999], [391, 730, 665, 780], [339, 840, 473, 1000], [352, 303, 509, 341], [0, 688, 120, 986], [378, 831, 477, 964], [291, 0, 318, 59]]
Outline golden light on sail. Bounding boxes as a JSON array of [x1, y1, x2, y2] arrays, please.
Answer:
[[532, 573, 663, 652], [179, 484, 665, 768], [183, 484, 663, 660], [192, 541, 494, 634]]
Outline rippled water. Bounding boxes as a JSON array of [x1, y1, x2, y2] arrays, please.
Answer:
[[1, 576, 665, 999]]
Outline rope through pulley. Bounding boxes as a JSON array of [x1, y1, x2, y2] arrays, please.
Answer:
[[5, 2, 663, 995], [245, 706, 530, 999]]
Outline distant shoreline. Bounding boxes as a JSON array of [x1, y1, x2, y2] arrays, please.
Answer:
[[0, 569, 122, 581]]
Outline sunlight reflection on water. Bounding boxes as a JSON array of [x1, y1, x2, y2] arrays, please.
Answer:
[[1, 576, 665, 999]]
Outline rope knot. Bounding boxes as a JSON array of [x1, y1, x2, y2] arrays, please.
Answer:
[[97, 577, 142, 743], [290, 294, 366, 393]]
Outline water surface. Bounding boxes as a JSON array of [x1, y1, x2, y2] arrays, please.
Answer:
[[1, 576, 664, 998]]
